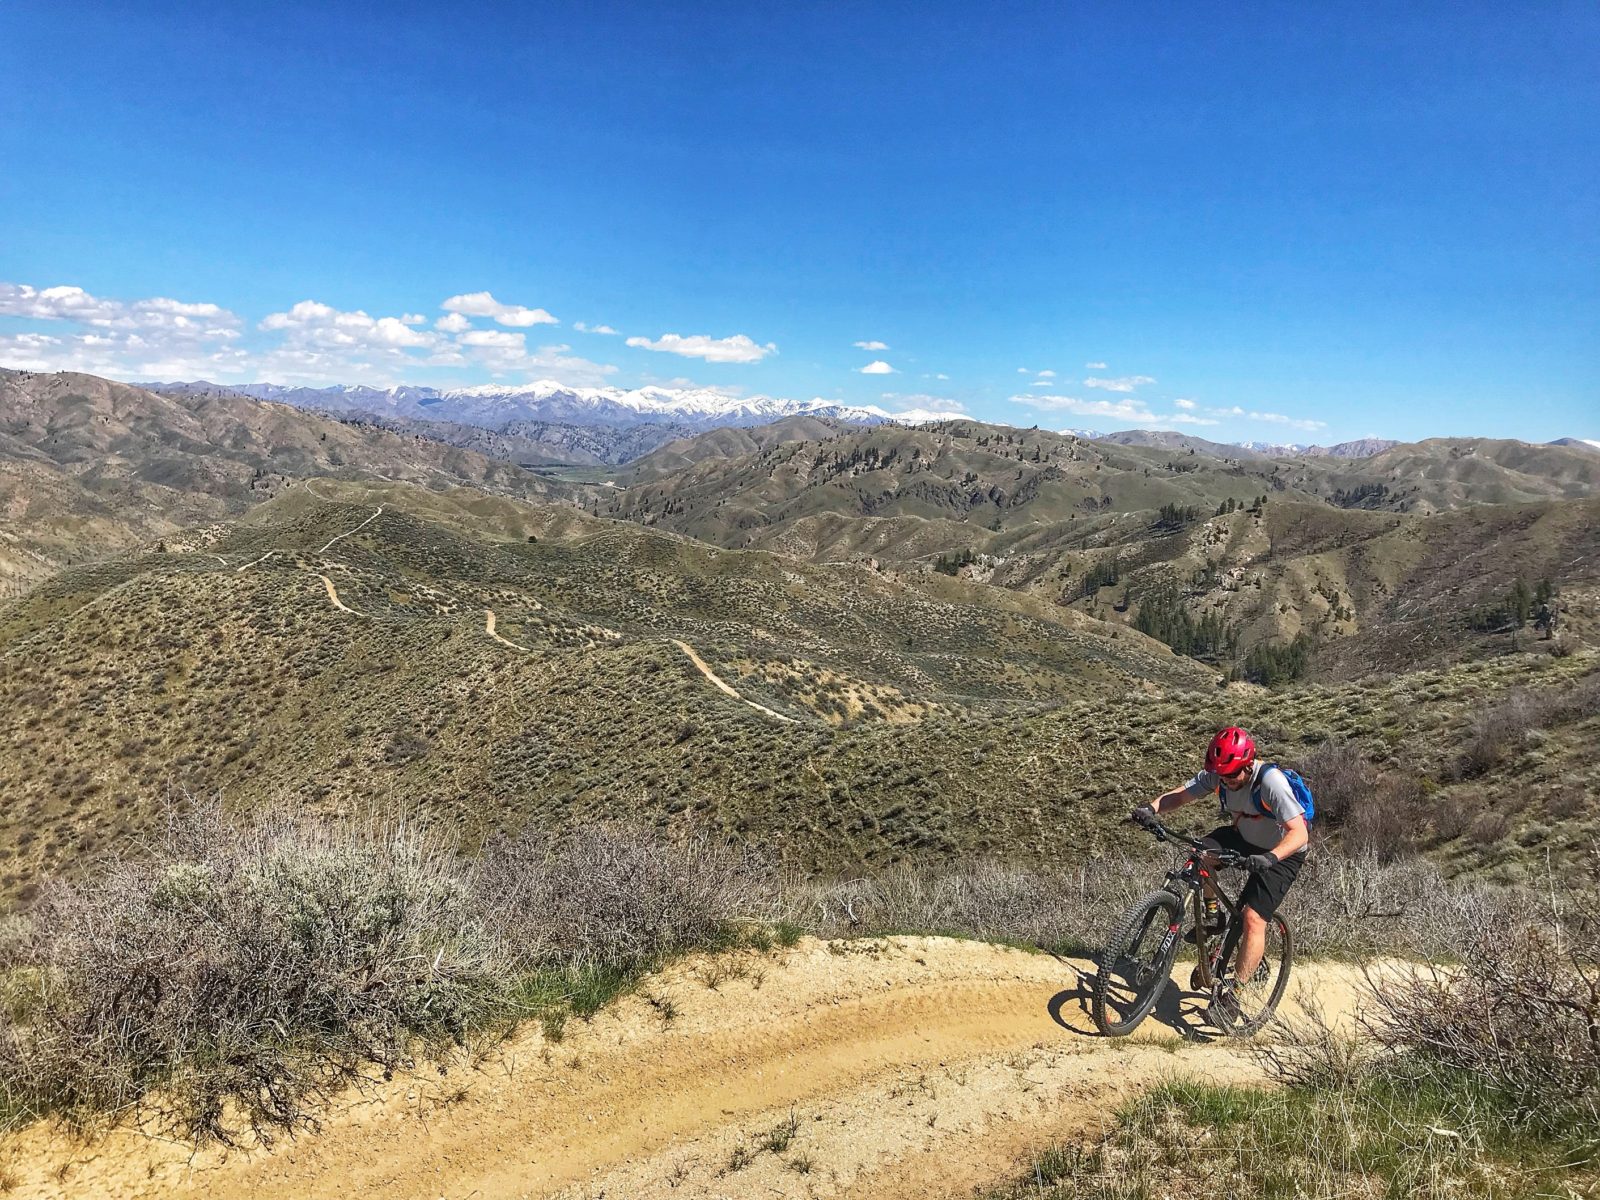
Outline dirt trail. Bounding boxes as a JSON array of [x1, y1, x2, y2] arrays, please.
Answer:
[[317, 504, 384, 554], [318, 574, 362, 615], [485, 607, 530, 651], [3, 938, 1382, 1200], [672, 637, 797, 723]]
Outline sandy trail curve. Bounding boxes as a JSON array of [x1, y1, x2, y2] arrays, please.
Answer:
[[318, 574, 363, 615], [672, 637, 797, 723], [485, 607, 530, 651], [4, 938, 1382, 1200]]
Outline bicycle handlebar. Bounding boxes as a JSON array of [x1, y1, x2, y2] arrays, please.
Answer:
[[1134, 817, 1248, 868]]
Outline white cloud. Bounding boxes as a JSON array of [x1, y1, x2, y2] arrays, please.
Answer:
[[935, 373, 949, 380], [854, 340, 889, 350], [1084, 375, 1155, 393], [1174, 397, 1196, 410], [1013, 392, 1215, 430], [1036, 369, 1056, 378], [879, 392, 966, 413], [458, 329, 524, 349], [1020, 393, 1154, 421], [0, 332, 64, 370], [1198, 403, 1327, 432], [1245, 410, 1328, 431], [0, 281, 253, 379], [260, 300, 437, 349], [1085, 361, 1108, 370], [441, 291, 558, 327], [0, 280, 613, 388], [450, 331, 618, 383], [858, 360, 895, 375], [1017, 367, 1030, 374], [575, 322, 619, 335], [1, 282, 242, 341], [1029, 380, 1054, 388], [624, 332, 777, 363]]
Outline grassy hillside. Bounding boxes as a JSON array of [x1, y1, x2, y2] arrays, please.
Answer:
[[608, 417, 1600, 675], [1, 477, 1595, 907]]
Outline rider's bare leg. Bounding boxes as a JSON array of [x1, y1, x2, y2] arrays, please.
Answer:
[[1234, 906, 1269, 982]]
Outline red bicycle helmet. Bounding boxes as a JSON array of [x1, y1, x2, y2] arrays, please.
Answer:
[[1205, 726, 1256, 776]]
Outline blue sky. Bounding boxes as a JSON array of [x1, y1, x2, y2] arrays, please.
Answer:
[[2, 2, 1595, 442]]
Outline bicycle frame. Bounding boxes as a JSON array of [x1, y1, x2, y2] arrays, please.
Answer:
[[1151, 824, 1249, 992]]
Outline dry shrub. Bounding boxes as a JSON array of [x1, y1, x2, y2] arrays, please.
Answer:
[[0, 803, 505, 1143], [1545, 789, 1586, 821], [474, 822, 774, 971], [1342, 773, 1428, 862], [1426, 791, 1480, 842], [1372, 887, 1600, 1138], [0, 810, 781, 1142], [789, 855, 1151, 951], [1466, 806, 1514, 847], [1457, 689, 1537, 778], [789, 848, 1513, 963], [1287, 852, 1521, 960], [1255, 992, 1376, 1092], [1292, 738, 1372, 825], [1291, 742, 1430, 862], [1456, 670, 1600, 780]]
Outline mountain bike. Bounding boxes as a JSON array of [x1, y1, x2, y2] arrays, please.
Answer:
[[1090, 819, 1293, 1038]]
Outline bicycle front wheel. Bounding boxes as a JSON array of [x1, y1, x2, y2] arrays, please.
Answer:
[[1209, 910, 1293, 1038], [1092, 889, 1184, 1036]]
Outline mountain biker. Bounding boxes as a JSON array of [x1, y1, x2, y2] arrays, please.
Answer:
[[1129, 726, 1309, 1011]]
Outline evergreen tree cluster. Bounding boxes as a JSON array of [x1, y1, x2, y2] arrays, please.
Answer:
[[1080, 559, 1120, 598], [1132, 580, 1235, 660], [933, 547, 977, 576], [1469, 577, 1555, 632], [1240, 633, 1314, 685], [1153, 503, 1202, 531], [1330, 481, 1389, 509]]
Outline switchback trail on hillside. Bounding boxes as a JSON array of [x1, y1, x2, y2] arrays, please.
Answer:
[[3, 938, 1380, 1200], [672, 638, 797, 723]]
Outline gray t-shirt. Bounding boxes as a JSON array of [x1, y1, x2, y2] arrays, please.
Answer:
[[1184, 761, 1306, 850]]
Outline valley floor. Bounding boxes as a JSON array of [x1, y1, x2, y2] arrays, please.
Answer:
[[1, 937, 1376, 1200]]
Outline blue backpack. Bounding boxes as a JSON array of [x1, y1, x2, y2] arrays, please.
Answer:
[[1217, 763, 1315, 822]]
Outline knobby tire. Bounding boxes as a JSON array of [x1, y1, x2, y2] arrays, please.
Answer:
[[1092, 889, 1184, 1037]]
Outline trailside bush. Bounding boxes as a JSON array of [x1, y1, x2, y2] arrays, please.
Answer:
[[1373, 890, 1600, 1140], [0, 803, 507, 1143], [474, 822, 773, 971]]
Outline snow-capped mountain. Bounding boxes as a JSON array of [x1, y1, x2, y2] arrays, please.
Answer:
[[1237, 438, 1399, 458], [144, 379, 927, 432]]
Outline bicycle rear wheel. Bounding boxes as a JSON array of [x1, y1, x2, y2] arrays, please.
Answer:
[[1092, 889, 1184, 1036], [1208, 910, 1293, 1037]]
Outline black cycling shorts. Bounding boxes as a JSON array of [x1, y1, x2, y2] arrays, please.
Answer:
[[1200, 826, 1305, 921]]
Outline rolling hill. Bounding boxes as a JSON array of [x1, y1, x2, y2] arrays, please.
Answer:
[[0, 369, 574, 595]]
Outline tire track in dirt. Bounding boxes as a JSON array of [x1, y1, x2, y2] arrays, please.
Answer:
[[672, 637, 797, 723], [2, 938, 1382, 1200]]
